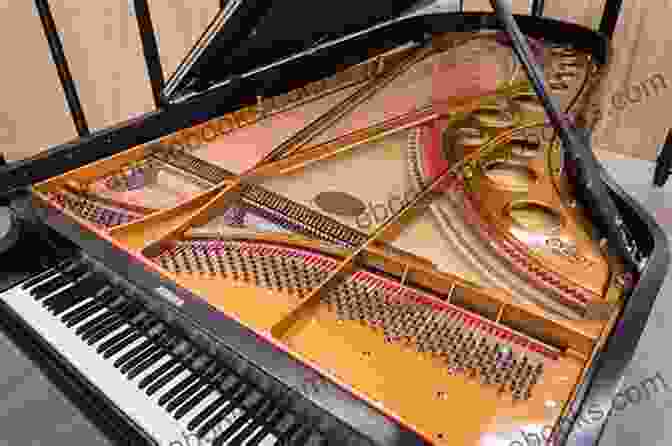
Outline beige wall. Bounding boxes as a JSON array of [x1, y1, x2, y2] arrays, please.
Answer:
[[1, 1, 670, 162], [0, 0, 217, 162]]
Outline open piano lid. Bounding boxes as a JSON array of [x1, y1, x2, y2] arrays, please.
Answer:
[[163, 0, 428, 101]]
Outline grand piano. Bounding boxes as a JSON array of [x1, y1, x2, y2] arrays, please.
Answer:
[[0, 1, 668, 445]]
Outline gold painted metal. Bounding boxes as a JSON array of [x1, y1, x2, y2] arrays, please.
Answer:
[[508, 201, 563, 233], [483, 161, 538, 191]]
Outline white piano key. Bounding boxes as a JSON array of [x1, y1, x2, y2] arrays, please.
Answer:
[[186, 389, 224, 420], [2, 274, 295, 446], [130, 354, 176, 383], [30, 279, 76, 302], [93, 323, 131, 343], [251, 410, 285, 445], [108, 335, 151, 359], [257, 433, 279, 446], [20, 269, 63, 291], [239, 425, 280, 446], [216, 408, 254, 445], [240, 424, 266, 446], [0, 283, 192, 445], [149, 369, 194, 402], [71, 308, 113, 329], [211, 404, 247, 438], [58, 297, 95, 315]]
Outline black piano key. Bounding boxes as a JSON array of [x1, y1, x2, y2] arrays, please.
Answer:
[[158, 371, 200, 407], [120, 338, 170, 375], [75, 299, 133, 340], [76, 310, 119, 337], [166, 361, 217, 413], [138, 358, 180, 390], [63, 288, 119, 326], [95, 310, 148, 352], [86, 317, 127, 345], [90, 303, 145, 341], [52, 289, 96, 316], [64, 300, 109, 327], [102, 330, 144, 359], [213, 399, 274, 446], [240, 403, 283, 446], [195, 389, 255, 439], [187, 383, 247, 432], [104, 308, 153, 337], [36, 262, 90, 291], [99, 318, 160, 357], [146, 362, 188, 397], [42, 284, 80, 309], [79, 309, 128, 340], [126, 348, 169, 380], [80, 299, 135, 341], [49, 274, 109, 314], [30, 274, 76, 300], [21, 270, 58, 291], [275, 420, 303, 446], [284, 424, 313, 446], [173, 370, 229, 421], [43, 273, 106, 310], [113, 338, 156, 369], [20, 260, 72, 290], [97, 325, 137, 354], [62, 262, 91, 279], [33, 262, 91, 299], [243, 406, 286, 446]]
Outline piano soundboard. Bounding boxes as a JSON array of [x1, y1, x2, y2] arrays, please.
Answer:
[[0, 4, 668, 446]]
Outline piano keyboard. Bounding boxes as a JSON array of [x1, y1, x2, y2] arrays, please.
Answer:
[[0, 258, 322, 446]]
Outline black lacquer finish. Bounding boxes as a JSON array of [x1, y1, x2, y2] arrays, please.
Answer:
[[559, 167, 669, 446], [163, 0, 418, 98], [599, 0, 624, 40], [530, 0, 544, 17], [34, 0, 89, 137], [133, 0, 165, 109]]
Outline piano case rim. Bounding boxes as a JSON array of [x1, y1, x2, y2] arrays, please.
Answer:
[[1, 9, 669, 446]]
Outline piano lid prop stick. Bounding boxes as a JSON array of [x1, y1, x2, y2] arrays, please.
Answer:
[[488, 0, 643, 274]]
